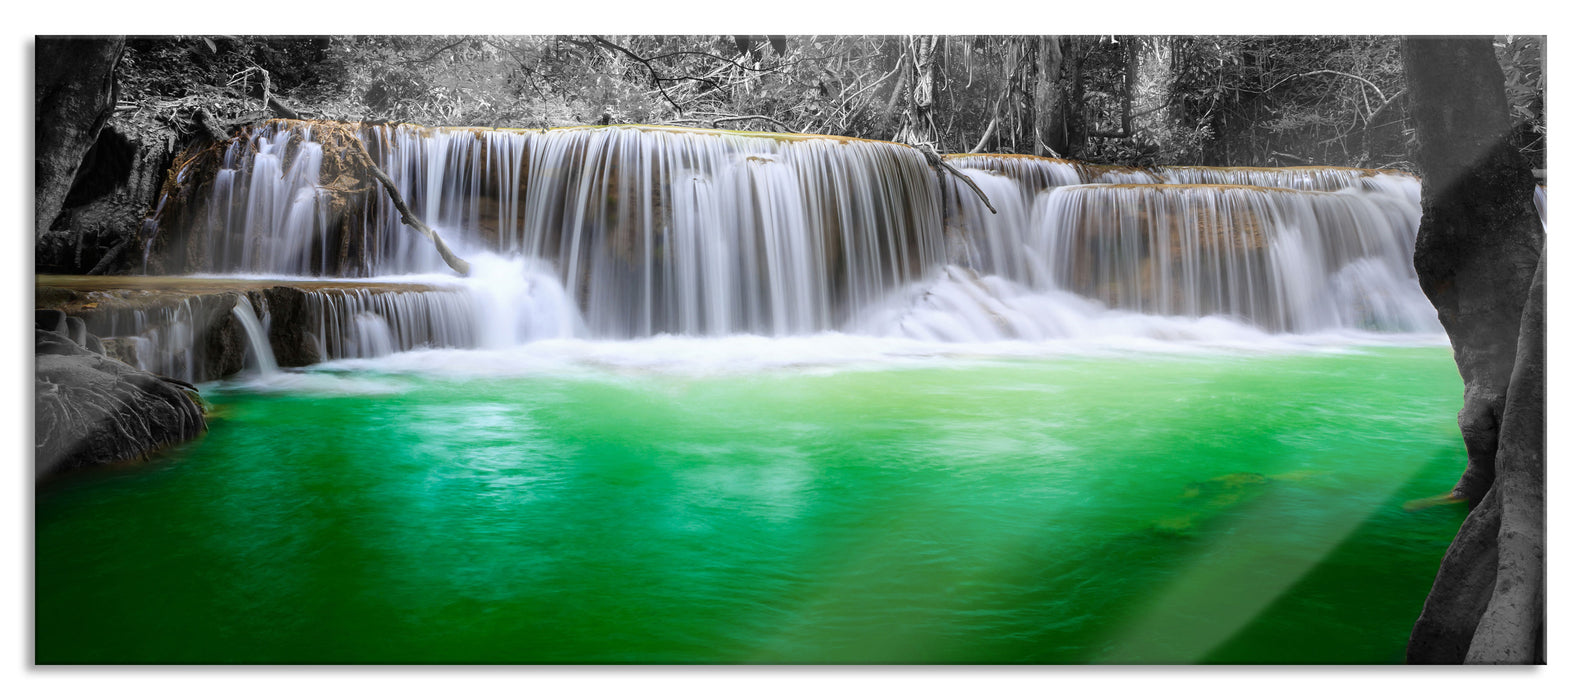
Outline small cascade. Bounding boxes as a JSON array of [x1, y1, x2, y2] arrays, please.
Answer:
[[1152, 166, 1405, 191], [943, 154, 1408, 192], [943, 154, 1086, 200], [70, 293, 221, 384], [1027, 182, 1433, 332], [230, 297, 278, 375], [302, 287, 478, 360], [941, 169, 1040, 283]]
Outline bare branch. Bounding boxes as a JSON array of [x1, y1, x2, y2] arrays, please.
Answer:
[[1264, 68, 1389, 104], [402, 38, 468, 65], [586, 36, 685, 115], [913, 143, 996, 214]]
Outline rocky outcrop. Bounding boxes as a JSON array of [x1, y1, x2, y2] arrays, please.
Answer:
[[35, 325, 207, 481], [1402, 37, 1546, 665], [48, 121, 179, 275]]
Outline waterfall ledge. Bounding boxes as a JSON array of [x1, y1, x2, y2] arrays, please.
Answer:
[[36, 276, 482, 383]]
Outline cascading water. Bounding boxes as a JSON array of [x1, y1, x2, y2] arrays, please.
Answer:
[[928, 157, 1436, 337], [162, 121, 944, 339], [140, 119, 1441, 366], [230, 296, 278, 375], [1027, 182, 1433, 333]]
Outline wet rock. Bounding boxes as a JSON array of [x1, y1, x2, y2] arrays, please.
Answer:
[[36, 309, 67, 334], [34, 327, 206, 480], [255, 286, 323, 367], [198, 293, 249, 381], [64, 316, 88, 346], [98, 337, 142, 367]]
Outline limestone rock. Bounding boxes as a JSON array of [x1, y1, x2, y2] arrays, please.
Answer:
[[254, 286, 323, 367], [35, 327, 206, 480]]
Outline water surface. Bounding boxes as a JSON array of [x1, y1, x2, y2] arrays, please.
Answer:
[[36, 343, 1466, 664]]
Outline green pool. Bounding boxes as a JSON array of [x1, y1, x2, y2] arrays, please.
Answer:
[[35, 342, 1468, 664]]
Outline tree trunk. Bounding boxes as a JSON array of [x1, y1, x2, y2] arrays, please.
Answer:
[[1067, 38, 1088, 159], [1402, 35, 1546, 665], [35, 36, 124, 240], [1032, 36, 1066, 156], [898, 35, 942, 146]]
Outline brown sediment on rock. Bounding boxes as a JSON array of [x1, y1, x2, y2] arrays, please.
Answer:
[[1066, 182, 1309, 194], [273, 117, 896, 146], [37, 275, 454, 300], [942, 153, 1418, 187], [1155, 164, 1418, 179]]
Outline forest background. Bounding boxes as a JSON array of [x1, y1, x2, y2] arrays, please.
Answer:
[[109, 33, 1545, 173]]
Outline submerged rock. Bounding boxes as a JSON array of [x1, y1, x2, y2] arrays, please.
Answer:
[[35, 326, 206, 480]]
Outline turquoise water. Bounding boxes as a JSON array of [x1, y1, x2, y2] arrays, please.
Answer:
[[35, 343, 1467, 664]]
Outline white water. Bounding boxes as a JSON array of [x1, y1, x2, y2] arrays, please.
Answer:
[[230, 296, 278, 376], [149, 122, 1446, 376]]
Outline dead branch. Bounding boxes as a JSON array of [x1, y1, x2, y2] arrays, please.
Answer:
[[691, 113, 797, 132], [338, 129, 471, 276], [86, 236, 132, 275], [1264, 69, 1390, 104], [403, 38, 468, 65], [585, 36, 686, 116], [912, 143, 996, 214], [193, 108, 230, 143]]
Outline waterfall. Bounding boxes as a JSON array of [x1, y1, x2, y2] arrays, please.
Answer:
[[1023, 182, 1432, 333], [142, 119, 1438, 354], [230, 297, 278, 376], [935, 157, 1435, 335], [163, 121, 944, 338]]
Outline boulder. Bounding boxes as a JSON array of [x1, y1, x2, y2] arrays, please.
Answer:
[[35, 327, 206, 480], [255, 286, 323, 367]]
